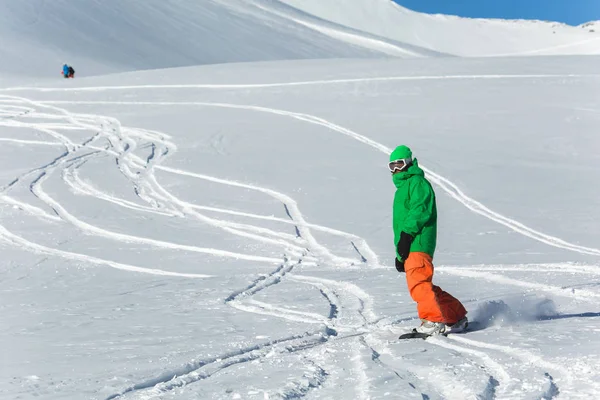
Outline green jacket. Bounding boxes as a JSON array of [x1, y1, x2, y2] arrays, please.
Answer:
[[392, 159, 437, 260]]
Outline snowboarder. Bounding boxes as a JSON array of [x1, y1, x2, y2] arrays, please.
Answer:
[[389, 145, 468, 336], [62, 64, 75, 78]]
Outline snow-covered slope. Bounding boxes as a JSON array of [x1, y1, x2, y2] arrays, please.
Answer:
[[581, 21, 600, 32], [1, 56, 600, 399], [3, 1, 600, 399], [0, 0, 439, 80], [281, 0, 600, 56], [3, 0, 600, 81]]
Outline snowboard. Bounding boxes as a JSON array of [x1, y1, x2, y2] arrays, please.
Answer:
[[398, 329, 438, 340], [398, 321, 479, 340]]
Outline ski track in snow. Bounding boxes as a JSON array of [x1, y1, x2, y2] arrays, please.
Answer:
[[440, 267, 600, 302], [1, 73, 598, 92], [38, 98, 600, 257], [0, 95, 388, 398], [1, 72, 599, 398]]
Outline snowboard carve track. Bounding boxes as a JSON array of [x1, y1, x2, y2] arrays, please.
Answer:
[[0, 96, 323, 268], [40, 97, 600, 257], [2, 72, 599, 398], [105, 331, 328, 400], [1, 98, 381, 399], [1, 73, 595, 92], [449, 336, 574, 386], [427, 336, 515, 399], [0, 224, 210, 278], [441, 267, 600, 302]]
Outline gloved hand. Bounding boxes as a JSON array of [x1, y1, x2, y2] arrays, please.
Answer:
[[395, 258, 405, 273], [396, 231, 413, 265]]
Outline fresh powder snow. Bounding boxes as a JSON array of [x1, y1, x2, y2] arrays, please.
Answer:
[[1, 1, 600, 399]]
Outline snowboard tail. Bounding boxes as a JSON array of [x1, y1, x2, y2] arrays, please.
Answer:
[[398, 330, 433, 340]]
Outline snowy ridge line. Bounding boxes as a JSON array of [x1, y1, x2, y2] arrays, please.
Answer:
[[0, 224, 210, 278], [251, 1, 422, 58], [50, 99, 600, 257], [490, 35, 600, 57], [441, 268, 600, 300], [1, 73, 596, 93]]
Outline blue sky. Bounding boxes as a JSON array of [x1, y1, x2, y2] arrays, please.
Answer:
[[394, 0, 600, 26]]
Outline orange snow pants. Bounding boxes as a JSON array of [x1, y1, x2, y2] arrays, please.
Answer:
[[404, 252, 467, 324]]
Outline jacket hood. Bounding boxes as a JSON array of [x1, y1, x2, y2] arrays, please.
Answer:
[[392, 159, 424, 187]]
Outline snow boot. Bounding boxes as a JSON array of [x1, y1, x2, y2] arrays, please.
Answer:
[[415, 319, 447, 335], [415, 317, 469, 335], [445, 317, 468, 334]]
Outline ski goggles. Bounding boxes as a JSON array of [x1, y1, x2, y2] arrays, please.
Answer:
[[388, 158, 412, 173]]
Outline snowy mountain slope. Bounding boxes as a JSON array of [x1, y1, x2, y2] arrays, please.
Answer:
[[3, 0, 600, 82], [0, 0, 439, 80], [280, 0, 600, 56], [1, 56, 600, 399], [581, 21, 600, 32]]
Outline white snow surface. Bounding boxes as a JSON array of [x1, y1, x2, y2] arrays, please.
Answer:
[[0, 0, 439, 80], [2, 1, 600, 399], [2, 0, 600, 80], [2, 56, 600, 399], [280, 0, 600, 57]]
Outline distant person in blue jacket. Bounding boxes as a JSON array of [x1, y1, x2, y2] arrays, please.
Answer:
[[62, 64, 75, 78]]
